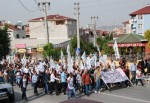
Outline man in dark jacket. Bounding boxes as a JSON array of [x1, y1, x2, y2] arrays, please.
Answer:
[[44, 69, 50, 94], [141, 58, 147, 75], [20, 74, 28, 101]]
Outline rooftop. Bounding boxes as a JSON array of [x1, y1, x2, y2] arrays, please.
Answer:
[[0, 23, 21, 31], [122, 20, 130, 24], [29, 14, 76, 22], [130, 5, 150, 16], [109, 33, 147, 44]]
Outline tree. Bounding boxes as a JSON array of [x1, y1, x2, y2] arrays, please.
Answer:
[[0, 25, 11, 60], [53, 49, 60, 61], [97, 36, 113, 54], [144, 29, 150, 47], [70, 36, 97, 56], [43, 43, 55, 59], [70, 36, 84, 56]]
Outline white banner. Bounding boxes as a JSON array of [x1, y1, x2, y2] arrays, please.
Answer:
[[101, 68, 128, 84]]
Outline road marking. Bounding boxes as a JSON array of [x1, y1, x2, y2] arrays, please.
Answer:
[[102, 93, 150, 103]]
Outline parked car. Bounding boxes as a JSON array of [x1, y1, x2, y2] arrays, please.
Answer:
[[0, 76, 15, 102]]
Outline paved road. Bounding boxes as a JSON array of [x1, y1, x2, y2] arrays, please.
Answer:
[[4, 84, 150, 103]]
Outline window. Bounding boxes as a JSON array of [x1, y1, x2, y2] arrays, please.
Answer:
[[26, 35, 30, 38], [138, 24, 143, 29], [138, 15, 143, 19], [56, 20, 65, 25], [16, 34, 20, 38], [67, 20, 72, 24]]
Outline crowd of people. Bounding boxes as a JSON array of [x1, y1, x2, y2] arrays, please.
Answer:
[[0, 56, 150, 101]]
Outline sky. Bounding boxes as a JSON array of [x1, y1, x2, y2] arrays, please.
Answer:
[[0, 0, 150, 28]]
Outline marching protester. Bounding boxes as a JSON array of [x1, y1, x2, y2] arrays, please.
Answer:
[[61, 69, 67, 95], [15, 66, 22, 87], [49, 69, 60, 95], [20, 74, 28, 101], [141, 58, 148, 76], [32, 71, 39, 95], [129, 60, 137, 85], [8, 66, 15, 86], [67, 73, 76, 99], [94, 66, 101, 94], [123, 66, 130, 87], [23, 65, 30, 86], [82, 69, 92, 96], [75, 69, 82, 93], [44, 69, 50, 94], [136, 67, 144, 86], [110, 60, 115, 71], [3, 67, 9, 83]]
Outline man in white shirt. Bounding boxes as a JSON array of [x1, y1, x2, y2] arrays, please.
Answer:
[[67, 73, 76, 99], [130, 60, 137, 84], [49, 70, 60, 95], [136, 68, 144, 86], [110, 60, 115, 71]]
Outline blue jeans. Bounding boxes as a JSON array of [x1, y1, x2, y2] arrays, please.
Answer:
[[9, 76, 14, 86], [17, 77, 22, 87], [44, 83, 49, 93], [95, 79, 101, 92], [84, 84, 90, 95], [68, 89, 76, 99]]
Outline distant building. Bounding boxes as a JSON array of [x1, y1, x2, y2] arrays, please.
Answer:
[[0, 22, 26, 40], [80, 28, 109, 43], [9, 14, 77, 59], [28, 14, 77, 47], [129, 4, 150, 35], [122, 20, 132, 34], [113, 27, 124, 35]]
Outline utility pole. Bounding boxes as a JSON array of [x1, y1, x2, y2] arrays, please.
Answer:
[[38, 1, 50, 43], [91, 16, 98, 47], [74, 3, 80, 51]]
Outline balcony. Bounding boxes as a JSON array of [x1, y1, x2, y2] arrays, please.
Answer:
[[131, 24, 136, 29]]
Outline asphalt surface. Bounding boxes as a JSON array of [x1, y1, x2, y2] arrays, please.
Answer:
[[1, 83, 150, 103]]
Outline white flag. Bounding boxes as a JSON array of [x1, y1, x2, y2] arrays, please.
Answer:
[[22, 53, 26, 66], [81, 51, 86, 62], [113, 40, 120, 59], [50, 59, 56, 69], [67, 45, 70, 54], [67, 55, 73, 73], [67, 45, 73, 73], [79, 61, 84, 70], [86, 56, 91, 70], [96, 45, 101, 56]]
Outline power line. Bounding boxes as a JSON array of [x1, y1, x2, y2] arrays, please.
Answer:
[[17, 0, 37, 12], [34, 0, 38, 4], [34, 0, 38, 5], [80, 0, 102, 4]]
